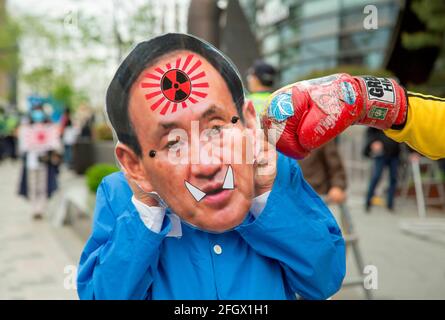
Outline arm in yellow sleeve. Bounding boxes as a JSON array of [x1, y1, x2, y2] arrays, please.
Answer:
[[384, 92, 445, 160]]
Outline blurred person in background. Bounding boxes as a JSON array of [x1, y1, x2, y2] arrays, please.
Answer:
[[0, 108, 5, 161], [363, 127, 401, 213], [76, 104, 95, 140], [298, 140, 351, 246], [298, 140, 347, 206], [59, 108, 71, 136], [3, 108, 20, 160], [59, 108, 79, 167], [62, 118, 80, 168], [18, 104, 62, 220], [439, 159, 445, 177], [246, 60, 277, 116]]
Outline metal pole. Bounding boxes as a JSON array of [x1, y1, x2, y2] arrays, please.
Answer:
[[411, 158, 427, 218]]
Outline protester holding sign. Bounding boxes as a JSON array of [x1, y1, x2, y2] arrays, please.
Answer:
[[18, 104, 62, 220]]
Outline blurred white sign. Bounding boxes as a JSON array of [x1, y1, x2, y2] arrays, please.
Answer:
[[18, 124, 62, 153]]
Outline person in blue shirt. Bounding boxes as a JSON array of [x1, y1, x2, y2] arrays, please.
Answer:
[[77, 33, 345, 300]]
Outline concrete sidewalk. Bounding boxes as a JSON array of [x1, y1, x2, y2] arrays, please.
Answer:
[[332, 190, 445, 299], [0, 160, 83, 299]]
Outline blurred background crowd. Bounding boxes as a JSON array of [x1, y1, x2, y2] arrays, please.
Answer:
[[0, 0, 444, 300]]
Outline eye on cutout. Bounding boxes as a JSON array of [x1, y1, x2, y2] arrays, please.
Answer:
[[149, 150, 156, 158], [231, 116, 239, 124]]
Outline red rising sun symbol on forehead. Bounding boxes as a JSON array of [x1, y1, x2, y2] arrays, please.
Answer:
[[140, 54, 209, 115], [161, 69, 191, 102]]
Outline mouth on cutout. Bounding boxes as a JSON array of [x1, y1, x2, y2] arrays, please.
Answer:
[[184, 165, 235, 206]]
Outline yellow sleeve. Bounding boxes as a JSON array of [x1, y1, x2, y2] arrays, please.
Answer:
[[384, 92, 445, 160]]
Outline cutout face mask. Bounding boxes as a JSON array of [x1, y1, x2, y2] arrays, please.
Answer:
[[112, 34, 257, 233], [139, 53, 242, 208]]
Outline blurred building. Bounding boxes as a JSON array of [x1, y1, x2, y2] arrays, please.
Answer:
[[188, 0, 440, 88], [188, 0, 260, 84], [239, 0, 404, 85]]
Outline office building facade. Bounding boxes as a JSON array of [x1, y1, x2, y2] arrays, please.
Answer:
[[239, 0, 403, 85]]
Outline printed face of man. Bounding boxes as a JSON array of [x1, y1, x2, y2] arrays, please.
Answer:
[[124, 50, 257, 232]]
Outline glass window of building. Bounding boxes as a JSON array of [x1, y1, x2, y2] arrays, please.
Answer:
[[301, 0, 340, 18], [364, 52, 384, 69], [238, 0, 401, 85], [261, 32, 281, 55], [300, 16, 340, 40], [301, 38, 338, 61]]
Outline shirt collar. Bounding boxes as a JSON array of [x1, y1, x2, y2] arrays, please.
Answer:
[[166, 213, 182, 237]]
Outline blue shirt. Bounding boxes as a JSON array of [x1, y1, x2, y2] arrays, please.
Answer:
[[77, 154, 345, 299]]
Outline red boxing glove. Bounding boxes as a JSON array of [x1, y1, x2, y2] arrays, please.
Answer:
[[261, 73, 407, 159]]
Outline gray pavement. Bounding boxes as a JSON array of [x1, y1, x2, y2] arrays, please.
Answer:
[[0, 160, 444, 299], [332, 192, 445, 299], [0, 160, 83, 299]]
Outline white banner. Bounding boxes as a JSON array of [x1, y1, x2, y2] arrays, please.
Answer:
[[18, 124, 62, 153]]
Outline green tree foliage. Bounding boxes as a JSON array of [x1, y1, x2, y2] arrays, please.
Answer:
[[21, 66, 87, 110], [85, 163, 119, 193], [0, 15, 20, 74], [17, 13, 91, 108], [112, 1, 159, 61], [52, 80, 82, 111], [0, 3, 20, 103], [402, 0, 445, 50], [15, 0, 163, 110], [406, 68, 445, 96], [21, 66, 54, 93], [402, 0, 445, 95]]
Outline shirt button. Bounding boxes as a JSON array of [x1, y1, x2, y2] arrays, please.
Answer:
[[213, 244, 222, 255]]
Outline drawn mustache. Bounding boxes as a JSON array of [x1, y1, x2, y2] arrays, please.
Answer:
[[184, 165, 234, 202]]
